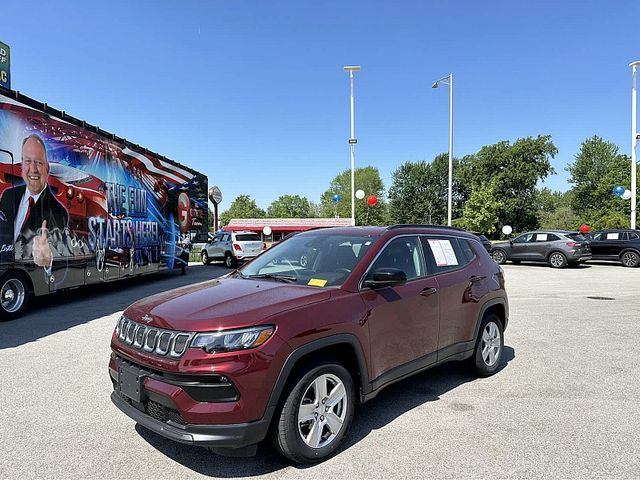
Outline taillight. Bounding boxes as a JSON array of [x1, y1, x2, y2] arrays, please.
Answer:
[[566, 242, 576, 247], [233, 243, 242, 251]]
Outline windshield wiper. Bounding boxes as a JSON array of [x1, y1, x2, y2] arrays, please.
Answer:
[[241, 273, 298, 283]]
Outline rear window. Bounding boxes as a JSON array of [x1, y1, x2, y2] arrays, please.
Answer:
[[567, 233, 586, 241], [235, 234, 261, 241]]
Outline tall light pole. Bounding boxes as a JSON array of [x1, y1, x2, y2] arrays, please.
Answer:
[[630, 61, 640, 229], [344, 65, 360, 226], [432, 73, 454, 226]]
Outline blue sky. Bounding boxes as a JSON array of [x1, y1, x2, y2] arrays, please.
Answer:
[[3, 0, 639, 210]]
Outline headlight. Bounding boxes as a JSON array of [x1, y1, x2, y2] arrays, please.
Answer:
[[191, 326, 274, 354]]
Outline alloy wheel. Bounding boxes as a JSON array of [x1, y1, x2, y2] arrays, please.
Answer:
[[492, 250, 506, 264], [622, 251, 639, 267], [297, 373, 347, 449], [481, 321, 502, 367], [549, 252, 566, 268]]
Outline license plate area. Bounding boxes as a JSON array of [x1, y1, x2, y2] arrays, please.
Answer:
[[118, 362, 145, 403]]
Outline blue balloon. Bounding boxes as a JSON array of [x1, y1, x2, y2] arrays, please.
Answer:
[[332, 194, 341, 203], [613, 185, 625, 196]]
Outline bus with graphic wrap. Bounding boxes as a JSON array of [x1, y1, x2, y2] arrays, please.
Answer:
[[0, 86, 208, 320]]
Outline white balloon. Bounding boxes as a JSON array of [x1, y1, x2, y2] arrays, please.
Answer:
[[502, 225, 513, 235], [355, 189, 365, 200], [622, 189, 632, 200], [262, 226, 272, 236]]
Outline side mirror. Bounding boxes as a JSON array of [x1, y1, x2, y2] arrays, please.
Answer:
[[363, 267, 407, 289]]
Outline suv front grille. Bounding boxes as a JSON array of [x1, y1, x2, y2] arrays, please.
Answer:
[[115, 316, 194, 358]]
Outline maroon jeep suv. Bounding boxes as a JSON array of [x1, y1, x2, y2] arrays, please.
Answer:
[[109, 225, 509, 463]]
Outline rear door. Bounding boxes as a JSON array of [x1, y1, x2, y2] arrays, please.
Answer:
[[422, 235, 485, 354]]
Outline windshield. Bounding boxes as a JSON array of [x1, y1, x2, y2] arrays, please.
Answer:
[[237, 233, 378, 287]]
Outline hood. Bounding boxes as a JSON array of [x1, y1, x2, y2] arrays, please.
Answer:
[[124, 278, 331, 331], [492, 241, 511, 249]]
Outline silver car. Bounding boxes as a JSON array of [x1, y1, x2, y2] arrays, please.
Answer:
[[201, 231, 266, 268], [490, 230, 591, 268]]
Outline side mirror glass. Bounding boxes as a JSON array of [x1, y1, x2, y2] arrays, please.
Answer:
[[363, 267, 407, 289]]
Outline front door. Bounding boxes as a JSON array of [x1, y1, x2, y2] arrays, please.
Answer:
[[360, 236, 439, 383]]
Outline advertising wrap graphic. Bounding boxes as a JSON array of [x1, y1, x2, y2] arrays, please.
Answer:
[[0, 93, 207, 289]]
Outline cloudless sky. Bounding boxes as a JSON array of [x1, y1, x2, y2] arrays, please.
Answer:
[[3, 0, 639, 210]]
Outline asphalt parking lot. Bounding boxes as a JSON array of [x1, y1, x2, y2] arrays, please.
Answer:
[[1, 261, 639, 479]]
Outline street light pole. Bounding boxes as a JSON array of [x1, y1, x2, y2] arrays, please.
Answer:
[[631, 61, 640, 230], [433, 73, 454, 226], [344, 65, 360, 226]]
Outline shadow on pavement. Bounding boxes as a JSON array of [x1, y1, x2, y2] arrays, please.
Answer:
[[135, 346, 515, 477], [0, 264, 227, 349]]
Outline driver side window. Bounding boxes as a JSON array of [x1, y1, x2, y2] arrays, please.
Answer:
[[367, 236, 425, 281], [513, 233, 534, 244]]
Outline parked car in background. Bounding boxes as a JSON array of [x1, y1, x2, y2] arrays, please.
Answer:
[[201, 230, 266, 268], [490, 230, 591, 268], [109, 225, 509, 463], [470, 232, 492, 253], [584, 229, 640, 267]]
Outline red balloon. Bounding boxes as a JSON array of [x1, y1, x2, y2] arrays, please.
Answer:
[[579, 224, 591, 234], [367, 195, 378, 206]]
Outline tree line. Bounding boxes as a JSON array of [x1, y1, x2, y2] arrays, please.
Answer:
[[217, 135, 639, 236]]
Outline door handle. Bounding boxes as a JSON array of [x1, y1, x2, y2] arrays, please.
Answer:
[[420, 287, 438, 297]]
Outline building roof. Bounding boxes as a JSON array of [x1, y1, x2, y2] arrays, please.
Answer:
[[225, 218, 353, 231]]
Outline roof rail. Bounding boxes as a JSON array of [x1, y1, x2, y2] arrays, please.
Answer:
[[386, 224, 467, 232]]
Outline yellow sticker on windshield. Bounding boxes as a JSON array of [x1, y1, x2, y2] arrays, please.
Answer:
[[308, 278, 327, 287]]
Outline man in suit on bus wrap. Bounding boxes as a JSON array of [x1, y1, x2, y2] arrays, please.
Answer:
[[0, 134, 71, 272]]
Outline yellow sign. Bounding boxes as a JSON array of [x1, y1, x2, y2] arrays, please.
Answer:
[[307, 278, 327, 287]]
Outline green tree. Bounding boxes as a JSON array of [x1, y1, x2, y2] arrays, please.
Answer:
[[566, 136, 638, 228], [457, 181, 502, 234], [267, 195, 314, 218], [319, 166, 386, 225], [219, 195, 265, 227], [388, 153, 464, 225], [538, 207, 581, 230], [461, 135, 557, 233]]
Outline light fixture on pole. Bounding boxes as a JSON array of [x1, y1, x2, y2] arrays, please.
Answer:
[[344, 65, 361, 226], [432, 73, 454, 226], [630, 61, 640, 230]]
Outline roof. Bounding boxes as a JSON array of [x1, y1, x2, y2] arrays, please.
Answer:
[[225, 218, 353, 232]]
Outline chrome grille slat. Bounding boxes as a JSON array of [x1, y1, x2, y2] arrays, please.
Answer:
[[117, 316, 194, 358]]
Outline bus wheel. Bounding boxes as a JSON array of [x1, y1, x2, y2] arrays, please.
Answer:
[[0, 272, 30, 321]]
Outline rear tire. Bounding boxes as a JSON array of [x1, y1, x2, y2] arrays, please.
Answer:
[[272, 363, 355, 464], [470, 314, 504, 377], [224, 253, 236, 269], [0, 272, 30, 321], [620, 250, 640, 267], [548, 251, 567, 268]]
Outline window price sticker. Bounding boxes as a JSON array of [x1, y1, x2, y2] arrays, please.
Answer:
[[428, 239, 459, 267]]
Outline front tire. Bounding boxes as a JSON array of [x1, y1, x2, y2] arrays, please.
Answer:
[[620, 250, 640, 267], [548, 251, 568, 268], [272, 363, 355, 464], [470, 314, 504, 377], [0, 272, 30, 321], [201, 251, 210, 265], [491, 249, 507, 265]]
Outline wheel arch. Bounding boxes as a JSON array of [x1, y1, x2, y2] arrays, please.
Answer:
[[473, 299, 508, 341], [266, 335, 370, 416]]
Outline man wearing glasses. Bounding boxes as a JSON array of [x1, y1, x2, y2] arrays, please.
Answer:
[[0, 133, 70, 271]]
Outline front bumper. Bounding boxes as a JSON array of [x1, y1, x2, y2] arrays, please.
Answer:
[[110, 390, 272, 448]]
